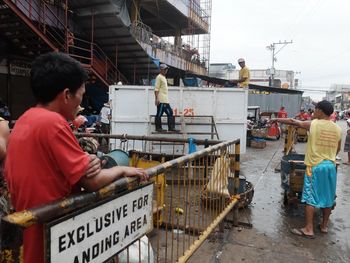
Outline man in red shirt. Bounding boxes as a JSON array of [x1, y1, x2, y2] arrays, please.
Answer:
[[277, 106, 288, 118], [4, 52, 148, 263], [296, 109, 309, 120]]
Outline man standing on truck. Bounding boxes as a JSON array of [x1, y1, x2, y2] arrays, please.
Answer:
[[237, 58, 250, 88], [273, 100, 342, 238], [5, 52, 148, 263], [229, 58, 250, 88], [154, 63, 177, 132]]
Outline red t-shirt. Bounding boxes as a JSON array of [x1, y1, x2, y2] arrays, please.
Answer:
[[296, 112, 309, 120], [5, 107, 89, 263], [277, 109, 288, 118]]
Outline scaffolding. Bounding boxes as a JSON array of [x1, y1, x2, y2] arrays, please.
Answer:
[[184, 0, 212, 72]]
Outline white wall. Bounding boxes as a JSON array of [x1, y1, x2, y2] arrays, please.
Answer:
[[109, 86, 248, 153]]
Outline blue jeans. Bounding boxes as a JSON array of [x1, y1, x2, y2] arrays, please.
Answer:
[[156, 103, 173, 118]]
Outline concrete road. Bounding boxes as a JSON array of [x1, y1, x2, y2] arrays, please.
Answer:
[[190, 120, 350, 263]]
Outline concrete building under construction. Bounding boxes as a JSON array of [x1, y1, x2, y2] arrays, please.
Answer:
[[0, 0, 212, 118]]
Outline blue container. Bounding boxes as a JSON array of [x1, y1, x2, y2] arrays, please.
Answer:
[[228, 177, 246, 194], [280, 153, 305, 191], [104, 149, 129, 166]]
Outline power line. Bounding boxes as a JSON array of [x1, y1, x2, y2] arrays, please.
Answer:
[[286, 0, 323, 40]]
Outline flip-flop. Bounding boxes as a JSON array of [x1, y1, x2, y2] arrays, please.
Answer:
[[318, 224, 328, 234], [290, 228, 315, 239]]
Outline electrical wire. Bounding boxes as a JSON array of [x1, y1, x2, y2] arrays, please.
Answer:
[[286, 0, 324, 40], [253, 137, 285, 191]]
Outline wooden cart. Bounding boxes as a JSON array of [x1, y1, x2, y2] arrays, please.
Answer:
[[281, 155, 306, 205], [296, 127, 308, 142]]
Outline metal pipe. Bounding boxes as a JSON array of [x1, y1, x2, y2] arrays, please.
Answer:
[[3, 139, 239, 227], [75, 132, 223, 146], [177, 198, 238, 263]]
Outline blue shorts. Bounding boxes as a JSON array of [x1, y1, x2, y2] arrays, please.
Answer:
[[301, 160, 336, 208]]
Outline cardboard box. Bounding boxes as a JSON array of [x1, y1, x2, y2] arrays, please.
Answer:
[[251, 128, 268, 138], [250, 140, 266, 149]]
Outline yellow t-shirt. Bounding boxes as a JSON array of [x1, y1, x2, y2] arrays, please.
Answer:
[[304, 119, 342, 166], [238, 66, 250, 88], [154, 74, 169, 103]]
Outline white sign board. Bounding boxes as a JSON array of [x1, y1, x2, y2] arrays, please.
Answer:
[[46, 184, 153, 263]]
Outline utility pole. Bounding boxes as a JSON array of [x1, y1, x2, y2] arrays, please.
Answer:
[[266, 40, 293, 86]]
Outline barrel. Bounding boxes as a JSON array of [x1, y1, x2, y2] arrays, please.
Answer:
[[100, 149, 130, 169], [280, 153, 305, 191], [227, 176, 247, 195]]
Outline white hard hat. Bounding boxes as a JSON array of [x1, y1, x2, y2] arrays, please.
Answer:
[[160, 64, 169, 69], [238, 58, 245, 63]]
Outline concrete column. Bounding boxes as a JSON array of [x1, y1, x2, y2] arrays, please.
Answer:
[[174, 28, 182, 49]]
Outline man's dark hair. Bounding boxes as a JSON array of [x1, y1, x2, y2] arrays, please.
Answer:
[[315, 100, 334, 116], [30, 52, 88, 104]]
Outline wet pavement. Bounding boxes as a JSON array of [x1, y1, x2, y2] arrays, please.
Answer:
[[190, 120, 350, 263]]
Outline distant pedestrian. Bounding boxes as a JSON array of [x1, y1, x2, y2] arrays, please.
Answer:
[[278, 106, 288, 118], [278, 106, 288, 134], [344, 120, 350, 165], [308, 108, 314, 119], [296, 108, 309, 120], [99, 100, 112, 134], [329, 111, 337, 122]]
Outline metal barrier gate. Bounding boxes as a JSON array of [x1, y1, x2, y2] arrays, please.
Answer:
[[1, 135, 241, 263]]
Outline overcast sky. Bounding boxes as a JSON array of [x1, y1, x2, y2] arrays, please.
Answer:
[[209, 0, 350, 100]]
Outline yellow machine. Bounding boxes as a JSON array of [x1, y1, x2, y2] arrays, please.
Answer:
[[284, 125, 297, 155], [130, 152, 166, 225], [296, 127, 308, 142]]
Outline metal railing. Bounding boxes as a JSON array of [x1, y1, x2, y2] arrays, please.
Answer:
[[5, 0, 66, 50], [5, 0, 128, 85], [1, 135, 243, 262], [130, 21, 207, 68]]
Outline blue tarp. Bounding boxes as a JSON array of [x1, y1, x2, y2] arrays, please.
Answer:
[[83, 82, 108, 113], [183, 77, 199, 87]]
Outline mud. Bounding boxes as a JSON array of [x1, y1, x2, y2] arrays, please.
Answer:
[[189, 120, 350, 263]]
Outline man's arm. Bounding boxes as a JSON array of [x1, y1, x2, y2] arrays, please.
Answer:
[[337, 140, 341, 155], [154, 76, 160, 106], [273, 118, 311, 130], [238, 75, 248, 83], [85, 154, 102, 178], [154, 90, 159, 106], [79, 166, 148, 192], [231, 76, 247, 84]]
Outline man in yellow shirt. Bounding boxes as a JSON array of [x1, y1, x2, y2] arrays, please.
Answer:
[[154, 64, 176, 132], [273, 100, 341, 238], [237, 58, 250, 88]]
